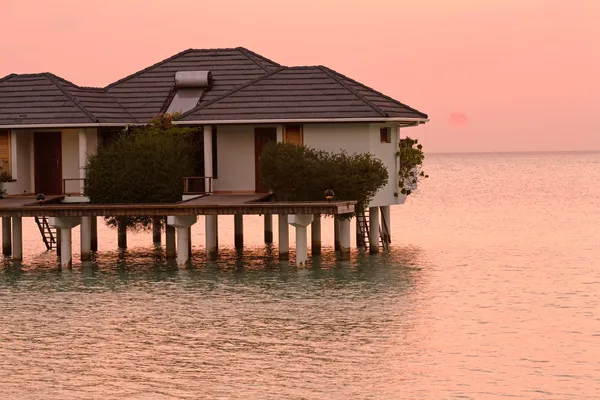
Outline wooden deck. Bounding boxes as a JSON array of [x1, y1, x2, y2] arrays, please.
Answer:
[[0, 194, 355, 217]]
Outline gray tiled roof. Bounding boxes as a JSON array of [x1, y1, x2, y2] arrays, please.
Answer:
[[0, 47, 427, 127], [106, 47, 281, 122], [177, 66, 428, 122], [0, 73, 135, 126]]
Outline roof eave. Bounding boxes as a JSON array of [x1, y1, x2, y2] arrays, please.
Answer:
[[173, 117, 429, 126], [0, 122, 143, 129]]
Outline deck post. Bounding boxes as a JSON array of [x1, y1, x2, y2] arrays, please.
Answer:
[[381, 205, 391, 245], [338, 217, 351, 260], [311, 214, 321, 255], [334, 216, 340, 251], [167, 215, 196, 267], [49, 217, 80, 269], [203, 125, 213, 193], [117, 219, 127, 249], [60, 228, 72, 268], [264, 214, 273, 244], [165, 224, 176, 259], [188, 227, 192, 257], [56, 229, 61, 256], [80, 216, 92, 261], [356, 216, 365, 249], [289, 214, 313, 266], [205, 215, 218, 261], [78, 129, 87, 194], [12, 217, 22, 261], [278, 214, 289, 260], [2, 216, 11, 255], [369, 206, 380, 253], [152, 217, 161, 244], [234, 214, 243, 250], [90, 217, 98, 251]]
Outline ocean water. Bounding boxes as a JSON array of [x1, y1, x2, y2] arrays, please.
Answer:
[[0, 152, 598, 399]]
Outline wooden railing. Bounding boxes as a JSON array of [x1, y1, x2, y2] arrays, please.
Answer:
[[183, 177, 213, 195], [62, 178, 87, 195]]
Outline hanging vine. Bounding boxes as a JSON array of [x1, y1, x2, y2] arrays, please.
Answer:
[[397, 137, 428, 196]]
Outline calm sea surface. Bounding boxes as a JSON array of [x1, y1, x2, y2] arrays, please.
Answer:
[[1, 152, 599, 399]]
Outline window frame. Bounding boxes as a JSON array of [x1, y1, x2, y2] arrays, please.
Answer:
[[380, 127, 391, 144], [284, 124, 303, 145]]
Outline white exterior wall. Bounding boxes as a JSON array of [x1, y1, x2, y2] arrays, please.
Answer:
[[4, 131, 34, 195], [368, 123, 399, 207], [3, 128, 98, 196], [61, 128, 98, 193], [303, 123, 400, 207], [303, 123, 371, 155], [214, 125, 256, 192]]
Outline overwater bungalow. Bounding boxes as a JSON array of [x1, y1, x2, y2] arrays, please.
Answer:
[[0, 47, 428, 267]]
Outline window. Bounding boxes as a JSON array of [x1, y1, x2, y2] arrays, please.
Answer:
[[380, 127, 391, 143], [284, 125, 303, 145], [0, 131, 11, 177]]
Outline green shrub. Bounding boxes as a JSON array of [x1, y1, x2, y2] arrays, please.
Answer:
[[84, 114, 198, 230], [0, 167, 10, 198], [258, 142, 388, 214]]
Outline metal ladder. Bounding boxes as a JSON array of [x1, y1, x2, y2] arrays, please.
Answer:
[[34, 217, 57, 251], [357, 207, 390, 250]]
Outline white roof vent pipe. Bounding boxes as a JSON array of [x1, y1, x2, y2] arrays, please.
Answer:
[[174, 71, 212, 88]]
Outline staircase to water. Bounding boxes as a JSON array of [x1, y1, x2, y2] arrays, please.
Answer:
[[34, 217, 57, 251]]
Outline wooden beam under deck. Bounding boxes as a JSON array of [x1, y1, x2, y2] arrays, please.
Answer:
[[0, 194, 355, 218]]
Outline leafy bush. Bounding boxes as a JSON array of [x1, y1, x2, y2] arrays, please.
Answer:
[[84, 114, 198, 230], [258, 142, 388, 214], [0, 168, 10, 198], [397, 137, 428, 196]]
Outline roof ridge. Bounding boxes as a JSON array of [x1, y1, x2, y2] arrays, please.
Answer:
[[236, 47, 281, 70], [318, 66, 388, 117], [46, 74, 99, 122], [176, 66, 285, 120], [0, 73, 16, 84], [105, 48, 196, 89], [319, 65, 428, 119], [237, 47, 269, 71]]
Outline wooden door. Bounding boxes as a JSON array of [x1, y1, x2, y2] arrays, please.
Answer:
[[254, 127, 277, 193], [34, 132, 63, 195]]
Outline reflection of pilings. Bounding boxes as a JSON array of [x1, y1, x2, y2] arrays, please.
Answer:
[[12, 217, 22, 261], [264, 214, 273, 244], [234, 214, 243, 250], [2, 216, 11, 255], [311, 214, 321, 255], [117, 219, 127, 249], [278, 214, 289, 260]]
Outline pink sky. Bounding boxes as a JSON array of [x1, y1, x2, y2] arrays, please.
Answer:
[[1, 0, 599, 153]]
